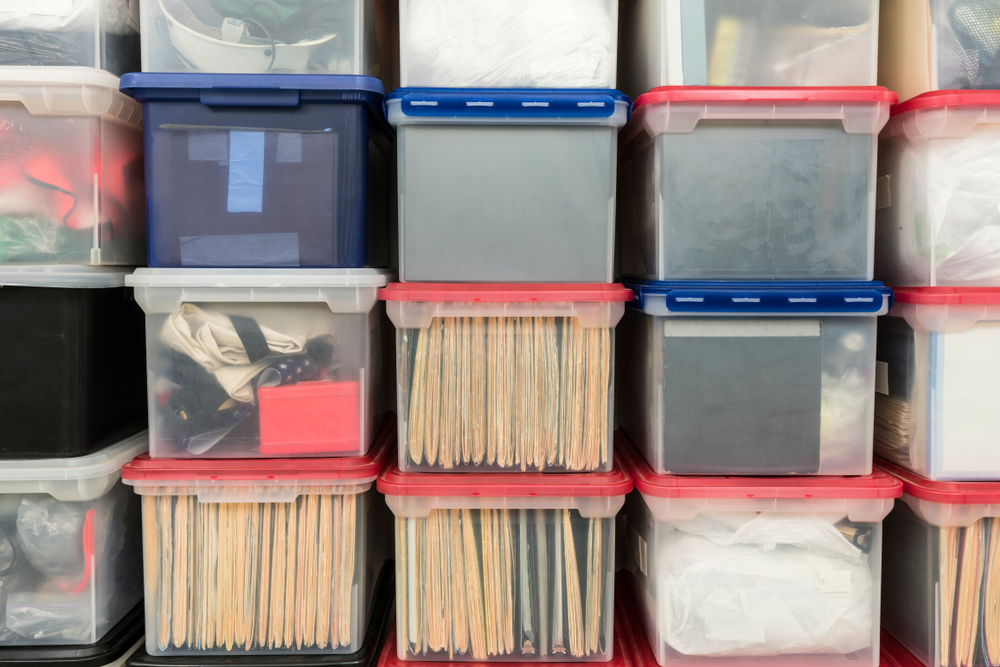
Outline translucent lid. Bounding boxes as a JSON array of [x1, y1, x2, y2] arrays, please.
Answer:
[[123, 421, 394, 486], [0, 265, 133, 288], [623, 280, 893, 316], [120, 73, 385, 101], [892, 89, 1000, 116], [619, 432, 901, 500], [378, 456, 632, 498], [380, 283, 632, 303], [127, 268, 394, 289], [634, 86, 897, 109], [0, 66, 141, 126], [892, 286, 1000, 305], [387, 88, 629, 118], [876, 459, 1000, 505]]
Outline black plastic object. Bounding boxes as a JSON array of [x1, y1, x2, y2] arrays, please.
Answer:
[[0, 286, 147, 458], [0, 602, 143, 666], [127, 564, 395, 666]]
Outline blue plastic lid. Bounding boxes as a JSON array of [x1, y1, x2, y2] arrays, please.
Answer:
[[119, 73, 385, 112], [386, 88, 631, 119], [623, 279, 894, 315]]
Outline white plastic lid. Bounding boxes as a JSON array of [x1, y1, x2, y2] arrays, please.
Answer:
[[0, 66, 141, 126], [0, 431, 148, 502], [0, 265, 133, 288], [127, 268, 395, 289]]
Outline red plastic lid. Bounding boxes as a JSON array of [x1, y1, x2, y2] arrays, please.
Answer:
[[377, 456, 632, 498], [634, 86, 897, 110], [876, 459, 1000, 504], [892, 89, 1000, 117], [122, 418, 395, 482], [379, 283, 632, 303], [892, 286, 1000, 305], [880, 630, 926, 667], [617, 431, 901, 499]]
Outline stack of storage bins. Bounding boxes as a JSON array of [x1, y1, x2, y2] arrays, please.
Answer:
[[0, 8, 149, 663], [115, 0, 399, 661], [875, 9, 1000, 659], [376, 0, 636, 661], [615, 2, 905, 666]]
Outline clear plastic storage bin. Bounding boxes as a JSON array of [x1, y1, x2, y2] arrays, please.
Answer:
[[0, 265, 147, 459], [388, 89, 628, 283], [876, 91, 1000, 286], [618, 86, 895, 282], [378, 456, 632, 662], [0, 0, 139, 74], [875, 287, 1000, 481], [617, 280, 891, 476], [878, 0, 1000, 102], [120, 74, 391, 269], [380, 283, 631, 473], [618, 433, 901, 667], [139, 0, 394, 81], [121, 421, 395, 657], [877, 459, 1000, 667], [398, 0, 617, 88], [0, 68, 145, 266], [618, 0, 878, 100], [127, 268, 394, 459], [0, 432, 147, 647]]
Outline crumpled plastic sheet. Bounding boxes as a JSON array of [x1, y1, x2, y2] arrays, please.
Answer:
[[0, 0, 131, 33], [404, 0, 615, 88], [658, 513, 872, 657]]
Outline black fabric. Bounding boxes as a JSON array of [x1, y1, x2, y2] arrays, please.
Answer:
[[228, 315, 271, 364]]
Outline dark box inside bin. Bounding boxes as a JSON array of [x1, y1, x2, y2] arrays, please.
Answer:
[[120, 74, 392, 269], [0, 285, 146, 459]]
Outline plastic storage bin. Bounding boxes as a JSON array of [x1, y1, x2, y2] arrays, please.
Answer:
[[876, 91, 1000, 286], [617, 280, 891, 476], [127, 267, 394, 459], [875, 286, 1000, 481], [139, 0, 394, 81], [618, 86, 895, 282], [380, 283, 631, 473], [119, 74, 392, 269], [0, 1, 139, 75], [121, 421, 395, 657], [0, 265, 147, 459], [877, 459, 1000, 667], [378, 456, 632, 662], [398, 0, 617, 88], [0, 68, 145, 266], [0, 432, 147, 647], [878, 0, 1000, 102], [388, 89, 628, 283], [618, 433, 901, 667], [618, 0, 879, 101]]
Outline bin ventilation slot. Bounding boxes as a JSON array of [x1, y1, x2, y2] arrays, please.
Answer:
[[466, 101, 494, 107], [577, 102, 606, 108], [675, 297, 704, 303], [732, 297, 761, 303], [522, 102, 550, 107], [410, 100, 438, 107], [789, 298, 818, 303]]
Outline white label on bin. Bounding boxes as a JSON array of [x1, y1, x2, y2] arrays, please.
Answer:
[[188, 132, 228, 163], [875, 361, 889, 396], [662, 319, 821, 338], [276, 133, 303, 163], [0, 0, 72, 15], [228, 131, 265, 213], [817, 569, 851, 593]]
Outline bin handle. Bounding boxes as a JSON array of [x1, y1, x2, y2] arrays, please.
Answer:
[[200, 89, 301, 107]]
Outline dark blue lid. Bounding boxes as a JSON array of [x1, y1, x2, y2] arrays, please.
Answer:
[[622, 279, 894, 315], [386, 88, 631, 120], [119, 73, 385, 114]]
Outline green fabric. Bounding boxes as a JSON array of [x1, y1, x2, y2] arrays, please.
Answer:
[[0, 215, 88, 263]]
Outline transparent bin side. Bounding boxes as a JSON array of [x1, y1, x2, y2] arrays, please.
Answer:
[[619, 119, 876, 281], [0, 103, 145, 266], [0, 479, 143, 646], [395, 316, 615, 473], [623, 490, 886, 667], [617, 308, 876, 475], [392, 505, 615, 661], [398, 123, 617, 283], [140, 0, 394, 83], [0, 1, 139, 75], [398, 0, 617, 88], [875, 114, 1000, 287], [145, 300, 388, 459], [136, 484, 386, 656], [618, 0, 878, 101]]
